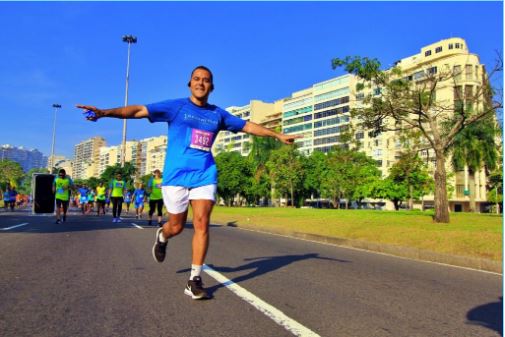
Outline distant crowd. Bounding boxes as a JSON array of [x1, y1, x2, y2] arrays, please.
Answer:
[[0, 184, 30, 211]]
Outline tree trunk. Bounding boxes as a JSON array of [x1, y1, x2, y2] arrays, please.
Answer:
[[470, 170, 477, 212], [290, 184, 294, 208], [433, 152, 450, 223], [408, 185, 413, 210]]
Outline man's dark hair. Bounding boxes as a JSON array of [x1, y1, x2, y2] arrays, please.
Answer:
[[188, 65, 214, 91], [58, 169, 66, 175]]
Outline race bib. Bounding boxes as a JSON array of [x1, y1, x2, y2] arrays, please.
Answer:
[[155, 184, 162, 189], [115, 182, 123, 188], [190, 129, 214, 152], [57, 188, 64, 194]]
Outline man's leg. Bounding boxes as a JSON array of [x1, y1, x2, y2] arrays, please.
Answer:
[[183, 199, 213, 300], [157, 200, 163, 226], [190, 200, 213, 266], [55, 200, 61, 223], [62, 201, 68, 222], [152, 210, 187, 263]]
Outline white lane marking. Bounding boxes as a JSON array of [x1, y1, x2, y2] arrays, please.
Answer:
[[203, 264, 320, 337], [1, 223, 29, 231], [131, 223, 143, 229]]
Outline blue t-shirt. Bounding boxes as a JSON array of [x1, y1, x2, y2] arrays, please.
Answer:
[[134, 189, 145, 203], [146, 98, 246, 188], [78, 188, 88, 201]]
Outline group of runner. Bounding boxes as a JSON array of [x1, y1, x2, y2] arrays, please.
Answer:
[[53, 168, 166, 225], [1, 184, 19, 211]]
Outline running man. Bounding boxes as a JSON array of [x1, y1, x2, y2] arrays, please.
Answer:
[[96, 181, 107, 216], [3, 184, 11, 212], [77, 65, 299, 299], [78, 185, 88, 214], [133, 182, 146, 219], [87, 189, 95, 214], [109, 172, 126, 223], [9, 186, 18, 211], [53, 169, 73, 224], [124, 190, 132, 214], [147, 169, 164, 226]]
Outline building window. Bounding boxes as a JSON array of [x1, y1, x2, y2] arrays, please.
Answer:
[[465, 64, 473, 79], [453, 65, 462, 80], [435, 46, 443, 53], [455, 43, 460, 49], [425, 50, 432, 57], [448, 43, 453, 50]]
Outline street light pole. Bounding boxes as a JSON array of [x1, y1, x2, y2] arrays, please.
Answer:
[[121, 34, 137, 167], [50, 104, 61, 173]]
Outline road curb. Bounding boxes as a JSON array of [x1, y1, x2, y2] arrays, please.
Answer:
[[219, 222, 502, 274]]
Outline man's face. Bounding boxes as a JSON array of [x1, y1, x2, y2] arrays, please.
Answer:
[[189, 68, 213, 101]]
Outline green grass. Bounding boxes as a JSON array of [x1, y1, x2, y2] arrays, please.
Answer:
[[199, 206, 503, 261]]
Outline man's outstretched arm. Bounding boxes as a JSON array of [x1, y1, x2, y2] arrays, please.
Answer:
[[76, 104, 149, 121], [242, 121, 302, 145]]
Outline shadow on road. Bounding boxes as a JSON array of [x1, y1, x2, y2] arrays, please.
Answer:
[[178, 253, 350, 297], [467, 296, 503, 336]]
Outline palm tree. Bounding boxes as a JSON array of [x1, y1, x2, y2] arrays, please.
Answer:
[[450, 118, 498, 212]]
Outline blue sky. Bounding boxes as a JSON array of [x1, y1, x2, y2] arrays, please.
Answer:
[[0, 1, 503, 158]]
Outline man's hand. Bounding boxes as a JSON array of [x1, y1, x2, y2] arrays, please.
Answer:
[[76, 105, 104, 122], [277, 133, 303, 145]]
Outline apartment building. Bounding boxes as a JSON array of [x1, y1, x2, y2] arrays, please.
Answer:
[[211, 37, 497, 212], [213, 100, 277, 156], [73, 137, 105, 180], [379, 37, 491, 211], [138, 136, 167, 176], [97, 141, 141, 176], [1, 144, 47, 172], [47, 155, 73, 176]]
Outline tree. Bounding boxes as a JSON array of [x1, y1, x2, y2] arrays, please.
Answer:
[[100, 162, 137, 185], [372, 178, 409, 211], [303, 150, 329, 204], [18, 167, 50, 195], [0, 160, 24, 189], [332, 55, 502, 222], [388, 152, 433, 209], [320, 147, 380, 209], [450, 117, 498, 212], [247, 135, 281, 206], [215, 151, 251, 206], [266, 145, 304, 207]]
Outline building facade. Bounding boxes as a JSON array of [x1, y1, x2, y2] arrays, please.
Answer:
[[0, 144, 47, 172], [213, 100, 277, 156], [73, 137, 106, 180], [211, 37, 497, 212]]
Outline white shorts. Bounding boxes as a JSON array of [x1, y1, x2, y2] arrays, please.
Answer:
[[161, 184, 216, 214]]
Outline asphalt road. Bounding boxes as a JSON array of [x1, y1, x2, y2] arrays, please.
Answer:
[[0, 209, 502, 337]]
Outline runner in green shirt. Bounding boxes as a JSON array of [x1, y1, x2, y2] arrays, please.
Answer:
[[109, 172, 126, 223], [52, 169, 73, 224], [147, 169, 164, 226]]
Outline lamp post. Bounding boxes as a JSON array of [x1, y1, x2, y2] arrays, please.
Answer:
[[120, 34, 137, 167], [50, 104, 61, 173]]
